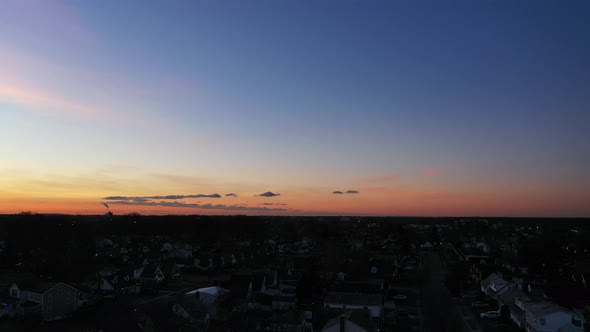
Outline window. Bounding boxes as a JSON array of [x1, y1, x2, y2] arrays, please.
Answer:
[[572, 317, 582, 327]]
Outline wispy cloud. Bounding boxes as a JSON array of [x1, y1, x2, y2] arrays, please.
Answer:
[[107, 200, 288, 212], [225, 193, 238, 197], [257, 191, 280, 197], [0, 83, 107, 118], [332, 191, 343, 194], [103, 194, 221, 201]]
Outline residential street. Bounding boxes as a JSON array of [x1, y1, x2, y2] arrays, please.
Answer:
[[420, 250, 454, 332]]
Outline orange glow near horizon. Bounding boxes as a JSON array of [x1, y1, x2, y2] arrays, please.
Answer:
[[1, 184, 588, 217], [1, 163, 589, 217]]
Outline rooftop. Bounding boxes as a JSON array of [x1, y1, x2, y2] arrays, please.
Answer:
[[324, 292, 382, 307]]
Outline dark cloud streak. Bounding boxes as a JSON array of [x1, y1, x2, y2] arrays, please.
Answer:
[[107, 200, 288, 212], [257, 191, 280, 197], [103, 194, 221, 201], [332, 190, 360, 194]]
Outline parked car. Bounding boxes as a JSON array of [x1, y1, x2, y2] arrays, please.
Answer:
[[393, 294, 408, 300], [480, 311, 500, 319], [471, 301, 489, 308]]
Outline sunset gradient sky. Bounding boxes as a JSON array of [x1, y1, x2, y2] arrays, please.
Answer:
[[1, 0, 589, 216]]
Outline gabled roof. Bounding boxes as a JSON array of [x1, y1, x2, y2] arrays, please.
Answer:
[[137, 263, 161, 279], [480, 273, 502, 289], [174, 296, 209, 321], [15, 281, 78, 294], [320, 309, 375, 332]]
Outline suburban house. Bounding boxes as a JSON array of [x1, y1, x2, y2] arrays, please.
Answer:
[[9, 281, 79, 321], [480, 273, 512, 297], [480, 273, 586, 331], [496, 287, 530, 329], [98, 273, 141, 297], [458, 246, 489, 263], [471, 264, 505, 285], [324, 292, 383, 318], [133, 262, 164, 292], [321, 310, 377, 332], [515, 299, 585, 332], [0, 270, 36, 319]]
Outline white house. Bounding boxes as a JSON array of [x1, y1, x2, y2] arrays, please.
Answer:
[[480, 273, 512, 297], [516, 300, 584, 332]]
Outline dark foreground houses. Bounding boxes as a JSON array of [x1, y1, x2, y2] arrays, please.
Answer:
[[0, 214, 589, 331]]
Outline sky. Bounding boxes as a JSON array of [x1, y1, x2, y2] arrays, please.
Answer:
[[0, 0, 589, 217]]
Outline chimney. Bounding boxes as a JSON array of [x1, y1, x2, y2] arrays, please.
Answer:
[[340, 316, 345, 332]]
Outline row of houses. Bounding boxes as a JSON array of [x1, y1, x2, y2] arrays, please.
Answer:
[[480, 272, 585, 332]]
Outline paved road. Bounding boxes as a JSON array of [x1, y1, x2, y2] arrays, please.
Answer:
[[420, 250, 454, 332]]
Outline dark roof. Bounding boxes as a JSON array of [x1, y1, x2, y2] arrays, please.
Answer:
[[318, 309, 375, 332], [103, 275, 132, 289], [221, 276, 252, 299], [138, 263, 161, 279], [19, 301, 41, 308], [480, 273, 502, 289], [324, 292, 382, 306], [174, 296, 209, 321], [17, 280, 58, 293]]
